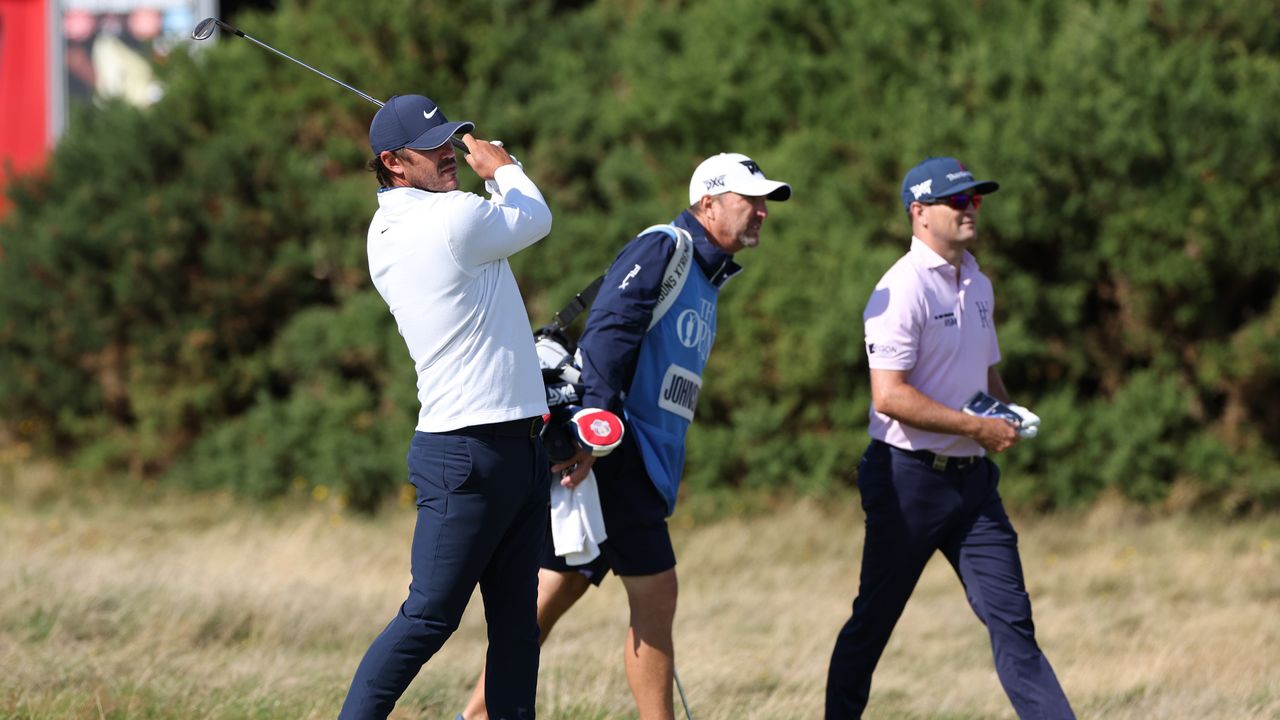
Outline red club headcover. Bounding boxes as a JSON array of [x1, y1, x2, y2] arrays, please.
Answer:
[[570, 407, 624, 457]]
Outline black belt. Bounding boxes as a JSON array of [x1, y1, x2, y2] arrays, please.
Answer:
[[450, 416, 545, 439], [879, 441, 981, 472]]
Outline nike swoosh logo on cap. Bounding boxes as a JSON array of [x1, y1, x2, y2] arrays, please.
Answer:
[[423, 107, 438, 119]]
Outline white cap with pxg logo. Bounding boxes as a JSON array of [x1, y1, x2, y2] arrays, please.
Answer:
[[688, 153, 792, 205]]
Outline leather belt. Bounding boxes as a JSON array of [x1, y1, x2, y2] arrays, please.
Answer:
[[911, 448, 981, 472], [455, 416, 545, 439], [878, 441, 981, 471]]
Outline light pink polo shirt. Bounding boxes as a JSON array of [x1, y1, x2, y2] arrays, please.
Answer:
[[863, 237, 1001, 456]]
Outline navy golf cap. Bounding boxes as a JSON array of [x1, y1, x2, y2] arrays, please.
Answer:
[[369, 95, 474, 154], [900, 157, 999, 210]]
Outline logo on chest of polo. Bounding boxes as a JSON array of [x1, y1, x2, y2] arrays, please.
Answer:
[[658, 365, 702, 421], [933, 311, 958, 327], [975, 301, 991, 328]]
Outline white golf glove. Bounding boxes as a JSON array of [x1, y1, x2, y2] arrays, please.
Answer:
[[1007, 403, 1041, 439], [483, 140, 523, 196]]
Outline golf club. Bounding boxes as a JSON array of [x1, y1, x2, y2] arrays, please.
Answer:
[[674, 666, 694, 720], [191, 18, 467, 153]]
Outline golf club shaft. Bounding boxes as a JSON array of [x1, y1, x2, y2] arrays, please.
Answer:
[[674, 666, 693, 720], [193, 18, 467, 152]]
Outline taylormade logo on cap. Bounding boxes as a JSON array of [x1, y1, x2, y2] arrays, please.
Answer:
[[688, 153, 793, 205], [900, 156, 999, 211]]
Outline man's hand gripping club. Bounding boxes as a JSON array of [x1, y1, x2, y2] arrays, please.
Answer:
[[461, 133, 516, 181]]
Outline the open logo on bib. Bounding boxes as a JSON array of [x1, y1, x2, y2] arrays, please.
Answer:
[[675, 298, 715, 361]]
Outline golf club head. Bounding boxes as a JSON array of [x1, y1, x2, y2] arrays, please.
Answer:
[[191, 18, 218, 40], [192, 18, 243, 41]]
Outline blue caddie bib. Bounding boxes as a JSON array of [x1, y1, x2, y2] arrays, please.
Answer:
[[623, 240, 719, 515]]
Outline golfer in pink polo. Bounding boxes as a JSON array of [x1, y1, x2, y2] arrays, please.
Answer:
[[825, 157, 1074, 719]]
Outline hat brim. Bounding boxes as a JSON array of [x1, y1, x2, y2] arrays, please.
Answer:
[[404, 120, 474, 150], [728, 178, 792, 202], [947, 179, 999, 196]]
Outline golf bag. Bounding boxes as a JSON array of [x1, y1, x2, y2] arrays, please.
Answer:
[[535, 327, 624, 464]]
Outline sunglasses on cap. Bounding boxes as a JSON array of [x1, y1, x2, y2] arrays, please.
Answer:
[[924, 193, 983, 211]]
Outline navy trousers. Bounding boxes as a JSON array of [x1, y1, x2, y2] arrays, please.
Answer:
[[339, 420, 549, 720], [826, 440, 1074, 720]]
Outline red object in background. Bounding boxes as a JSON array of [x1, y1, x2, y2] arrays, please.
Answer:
[[0, 0, 50, 217]]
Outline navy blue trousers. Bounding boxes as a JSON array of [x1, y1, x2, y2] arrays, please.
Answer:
[[339, 421, 549, 720], [826, 440, 1074, 719]]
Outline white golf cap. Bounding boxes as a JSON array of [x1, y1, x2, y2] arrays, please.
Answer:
[[688, 152, 792, 205]]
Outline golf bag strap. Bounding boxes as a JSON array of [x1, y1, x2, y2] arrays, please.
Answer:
[[640, 224, 694, 331], [546, 224, 693, 334], [547, 275, 604, 333]]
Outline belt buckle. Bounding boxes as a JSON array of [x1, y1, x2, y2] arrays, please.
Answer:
[[931, 454, 948, 472]]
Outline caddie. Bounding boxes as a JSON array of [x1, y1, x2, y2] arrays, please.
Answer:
[[462, 153, 791, 720]]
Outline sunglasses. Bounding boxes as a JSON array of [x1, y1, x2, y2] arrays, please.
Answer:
[[925, 194, 983, 211]]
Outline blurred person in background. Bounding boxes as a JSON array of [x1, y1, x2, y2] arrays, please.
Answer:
[[90, 13, 161, 106], [462, 153, 791, 720], [825, 157, 1074, 719], [338, 95, 552, 720]]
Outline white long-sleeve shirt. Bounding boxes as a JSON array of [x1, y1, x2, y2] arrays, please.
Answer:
[[367, 163, 552, 433]]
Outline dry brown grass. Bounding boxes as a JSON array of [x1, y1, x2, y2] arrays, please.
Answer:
[[3, 456, 1279, 719]]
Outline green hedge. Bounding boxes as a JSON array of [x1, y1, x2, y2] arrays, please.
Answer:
[[2, 0, 1278, 512]]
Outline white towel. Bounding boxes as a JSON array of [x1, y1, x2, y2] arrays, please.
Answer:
[[549, 469, 608, 565]]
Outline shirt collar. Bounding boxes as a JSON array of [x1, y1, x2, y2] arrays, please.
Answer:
[[908, 236, 978, 273], [376, 186, 432, 206], [674, 210, 742, 287]]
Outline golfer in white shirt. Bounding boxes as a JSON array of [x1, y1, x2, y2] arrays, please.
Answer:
[[338, 94, 552, 720]]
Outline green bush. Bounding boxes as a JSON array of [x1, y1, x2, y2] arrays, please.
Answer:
[[1, 0, 1277, 512]]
